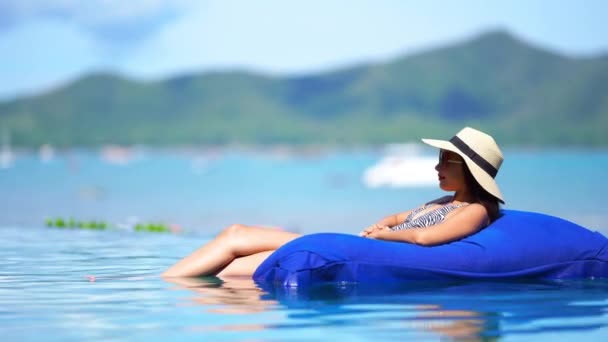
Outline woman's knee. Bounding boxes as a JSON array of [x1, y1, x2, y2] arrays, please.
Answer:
[[220, 223, 250, 239], [220, 224, 253, 249], [218, 224, 255, 253]]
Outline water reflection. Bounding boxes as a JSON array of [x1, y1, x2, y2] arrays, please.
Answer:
[[165, 276, 279, 314], [264, 281, 506, 341], [163, 276, 608, 340], [164, 276, 279, 333], [414, 305, 498, 341]]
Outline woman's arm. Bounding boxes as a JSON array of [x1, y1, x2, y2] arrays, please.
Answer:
[[362, 197, 450, 235], [377, 210, 413, 227], [359, 210, 412, 236], [368, 204, 488, 246]]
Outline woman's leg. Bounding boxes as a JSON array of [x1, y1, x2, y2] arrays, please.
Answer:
[[216, 250, 275, 278], [162, 224, 300, 278]]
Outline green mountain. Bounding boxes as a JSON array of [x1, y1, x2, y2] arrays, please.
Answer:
[[1, 30, 607, 147]]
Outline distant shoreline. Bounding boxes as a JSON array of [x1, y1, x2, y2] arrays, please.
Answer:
[[7, 142, 608, 156], [2, 31, 607, 148]]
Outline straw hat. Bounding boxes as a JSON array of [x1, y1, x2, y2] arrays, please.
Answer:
[[422, 127, 504, 203]]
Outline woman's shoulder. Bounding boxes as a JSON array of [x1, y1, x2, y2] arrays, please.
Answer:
[[453, 203, 490, 227], [425, 195, 453, 205]]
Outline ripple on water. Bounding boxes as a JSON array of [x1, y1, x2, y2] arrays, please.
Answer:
[[1, 225, 608, 341]]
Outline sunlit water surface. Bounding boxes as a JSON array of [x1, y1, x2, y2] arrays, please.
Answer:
[[1, 225, 607, 341], [2, 148, 608, 340]]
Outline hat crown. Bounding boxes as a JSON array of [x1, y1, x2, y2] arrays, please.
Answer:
[[456, 127, 503, 171], [420, 126, 505, 203]]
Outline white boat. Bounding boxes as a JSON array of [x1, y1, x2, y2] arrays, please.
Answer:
[[0, 129, 14, 169], [362, 144, 437, 188], [39, 144, 55, 163]]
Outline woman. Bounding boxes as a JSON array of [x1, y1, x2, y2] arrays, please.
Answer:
[[163, 127, 504, 278]]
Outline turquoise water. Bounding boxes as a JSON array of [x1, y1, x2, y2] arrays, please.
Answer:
[[2, 147, 608, 234], [1, 147, 608, 340], [2, 224, 608, 341]]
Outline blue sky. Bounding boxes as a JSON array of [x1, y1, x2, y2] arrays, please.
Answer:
[[1, 0, 607, 100]]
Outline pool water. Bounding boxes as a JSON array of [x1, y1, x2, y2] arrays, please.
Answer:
[[2, 225, 607, 341]]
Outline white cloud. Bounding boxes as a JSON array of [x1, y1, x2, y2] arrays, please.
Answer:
[[121, 0, 500, 79], [0, 0, 194, 24], [0, 0, 197, 45], [0, 0, 606, 99], [122, 1, 415, 77]]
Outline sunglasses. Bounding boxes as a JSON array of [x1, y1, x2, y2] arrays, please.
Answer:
[[439, 150, 463, 166]]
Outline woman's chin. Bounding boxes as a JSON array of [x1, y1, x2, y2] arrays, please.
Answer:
[[438, 182, 453, 192]]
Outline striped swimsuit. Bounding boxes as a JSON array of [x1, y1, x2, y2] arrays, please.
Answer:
[[391, 199, 468, 231]]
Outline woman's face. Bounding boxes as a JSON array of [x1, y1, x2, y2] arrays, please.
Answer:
[[435, 150, 466, 191]]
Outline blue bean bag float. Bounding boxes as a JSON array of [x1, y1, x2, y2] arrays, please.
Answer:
[[253, 210, 608, 287]]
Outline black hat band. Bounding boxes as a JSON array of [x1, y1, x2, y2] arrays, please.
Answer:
[[450, 136, 498, 178]]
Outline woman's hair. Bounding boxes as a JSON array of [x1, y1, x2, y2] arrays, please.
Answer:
[[462, 163, 501, 224]]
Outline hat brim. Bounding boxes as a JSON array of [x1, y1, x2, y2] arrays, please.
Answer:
[[422, 138, 504, 203]]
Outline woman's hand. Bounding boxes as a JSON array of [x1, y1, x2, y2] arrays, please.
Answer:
[[359, 223, 382, 237], [359, 224, 391, 239], [366, 225, 391, 239]]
